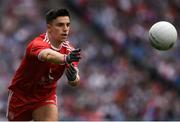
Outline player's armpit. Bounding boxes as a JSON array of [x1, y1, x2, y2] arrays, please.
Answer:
[[38, 49, 65, 64]]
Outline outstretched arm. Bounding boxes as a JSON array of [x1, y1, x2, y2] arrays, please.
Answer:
[[38, 48, 81, 64], [38, 49, 65, 64]]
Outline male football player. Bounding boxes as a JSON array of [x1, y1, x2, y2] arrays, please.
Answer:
[[7, 8, 81, 121]]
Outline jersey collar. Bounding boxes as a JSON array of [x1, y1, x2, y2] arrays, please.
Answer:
[[46, 32, 64, 51]]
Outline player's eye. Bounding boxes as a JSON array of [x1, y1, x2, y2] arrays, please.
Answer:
[[56, 23, 64, 27], [66, 23, 70, 27]]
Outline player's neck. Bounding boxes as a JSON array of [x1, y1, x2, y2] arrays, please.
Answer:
[[47, 33, 62, 49], [50, 39, 61, 49]]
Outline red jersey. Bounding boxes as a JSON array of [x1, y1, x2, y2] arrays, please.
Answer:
[[8, 33, 78, 100]]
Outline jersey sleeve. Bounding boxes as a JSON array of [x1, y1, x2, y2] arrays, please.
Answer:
[[26, 39, 49, 60]]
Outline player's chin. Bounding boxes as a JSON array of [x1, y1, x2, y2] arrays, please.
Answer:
[[60, 38, 67, 42], [68, 80, 79, 87]]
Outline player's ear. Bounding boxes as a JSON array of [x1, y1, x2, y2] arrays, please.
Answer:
[[47, 24, 52, 32]]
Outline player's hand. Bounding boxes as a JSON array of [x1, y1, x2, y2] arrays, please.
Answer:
[[65, 48, 81, 64], [65, 64, 78, 86]]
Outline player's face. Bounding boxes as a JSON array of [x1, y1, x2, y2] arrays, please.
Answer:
[[48, 16, 70, 42]]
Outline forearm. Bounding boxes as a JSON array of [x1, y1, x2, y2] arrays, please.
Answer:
[[39, 49, 65, 64]]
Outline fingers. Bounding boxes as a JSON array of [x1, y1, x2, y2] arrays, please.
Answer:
[[72, 48, 81, 53], [69, 57, 81, 62], [65, 69, 71, 78], [66, 67, 75, 76], [66, 66, 77, 81], [71, 49, 81, 56], [66, 64, 76, 76], [70, 48, 82, 61], [71, 54, 81, 59], [66, 69, 73, 79], [66, 48, 82, 64], [69, 64, 76, 72]]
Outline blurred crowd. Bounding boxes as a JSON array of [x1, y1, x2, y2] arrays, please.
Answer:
[[0, 0, 179, 121]]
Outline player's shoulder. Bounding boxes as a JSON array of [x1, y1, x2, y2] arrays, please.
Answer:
[[28, 33, 49, 47], [32, 33, 49, 44]]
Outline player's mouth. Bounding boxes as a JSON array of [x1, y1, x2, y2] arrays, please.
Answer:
[[61, 34, 68, 38]]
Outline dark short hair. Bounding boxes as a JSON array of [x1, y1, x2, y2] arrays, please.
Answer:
[[46, 8, 70, 24]]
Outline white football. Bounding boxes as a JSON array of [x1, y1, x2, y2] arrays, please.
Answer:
[[149, 21, 177, 50]]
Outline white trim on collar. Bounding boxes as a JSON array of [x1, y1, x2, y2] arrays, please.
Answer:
[[51, 44, 61, 51]]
